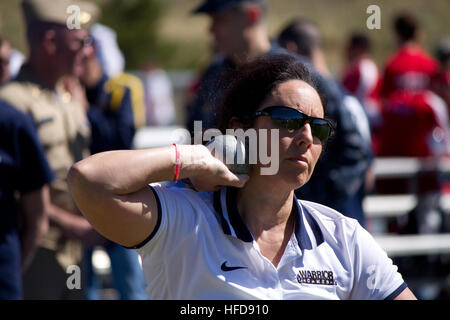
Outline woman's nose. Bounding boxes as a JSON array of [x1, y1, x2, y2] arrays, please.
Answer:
[[294, 122, 314, 147]]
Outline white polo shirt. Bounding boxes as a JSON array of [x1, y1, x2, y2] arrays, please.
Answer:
[[135, 184, 407, 300]]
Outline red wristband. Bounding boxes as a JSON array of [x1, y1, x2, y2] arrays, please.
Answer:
[[173, 143, 180, 183]]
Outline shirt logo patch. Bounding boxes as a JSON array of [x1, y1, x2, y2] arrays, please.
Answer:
[[296, 269, 337, 286], [221, 261, 247, 272]]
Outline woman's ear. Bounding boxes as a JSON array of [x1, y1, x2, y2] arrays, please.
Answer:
[[42, 29, 57, 55]]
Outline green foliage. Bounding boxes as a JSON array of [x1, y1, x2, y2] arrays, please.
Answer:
[[99, 0, 167, 69]]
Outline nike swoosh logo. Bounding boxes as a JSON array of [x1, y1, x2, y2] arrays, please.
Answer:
[[221, 261, 247, 272]]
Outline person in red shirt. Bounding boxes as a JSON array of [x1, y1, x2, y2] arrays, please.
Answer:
[[381, 12, 439, 98], [377, 12, 448, 158], [376, 13, 450, 212], [377, 90, 449, 158], [432, 37, 450, 118], [376, 13, 449, 196], [431, 37, 450, 195], [341, 33, 382, 136]]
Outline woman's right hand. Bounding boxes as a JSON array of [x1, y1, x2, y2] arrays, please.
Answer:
[[183, 144, 249, 192]]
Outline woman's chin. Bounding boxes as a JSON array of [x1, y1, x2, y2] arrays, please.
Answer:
[[252, 165, 309, 189], [274, 171, 310, 190]]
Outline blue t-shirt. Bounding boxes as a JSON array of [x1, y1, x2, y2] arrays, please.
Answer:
[[0, 100, 55, 299], [86, 75, 135, 154]]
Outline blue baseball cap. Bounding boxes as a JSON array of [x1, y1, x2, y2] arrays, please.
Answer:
[[192, 0, 265, 14]]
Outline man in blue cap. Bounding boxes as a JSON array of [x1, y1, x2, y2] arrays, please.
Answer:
[[186, 0, 282, 131], [192, 0, 269, 63]]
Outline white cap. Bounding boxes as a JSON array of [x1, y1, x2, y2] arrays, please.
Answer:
[[90, 23, 125, 77]]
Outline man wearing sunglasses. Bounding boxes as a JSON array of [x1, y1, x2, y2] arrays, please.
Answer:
[[0, 0, 102, 299]]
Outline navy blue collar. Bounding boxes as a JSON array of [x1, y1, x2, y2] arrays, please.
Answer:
[[213, 187, 324, 250]]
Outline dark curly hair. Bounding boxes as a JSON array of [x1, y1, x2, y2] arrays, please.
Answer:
[[393, 12, 418, 42], [218, 54, 326, 132]]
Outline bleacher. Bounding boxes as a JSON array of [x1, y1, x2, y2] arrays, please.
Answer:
[[364, 157, 450, 256]]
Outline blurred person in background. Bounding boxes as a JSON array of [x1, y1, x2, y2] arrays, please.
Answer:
[[380, 12, 439, 98], [0, 36, 26, 82], [431, 37, 450, 199], [377, 12, 449, 165], [0, 36, 11, 84], [341, 33, 382, 142], [278, 18, 373, 228], [0, 100, 53, 299], [142, 59, 176, 126], [375, 14, 450, 298], [79, 34, 148, 300], [432, 36, 450, 117], [185, 0, 285, 133], [8, 48, 26, 80], [0, 0, 103, 299], [90, 23, 146, 130], [89, 23, 124, 80], [80, 39, 135, 155]]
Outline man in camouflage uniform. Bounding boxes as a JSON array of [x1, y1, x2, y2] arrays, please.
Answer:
[[0, 0, 103, 299]]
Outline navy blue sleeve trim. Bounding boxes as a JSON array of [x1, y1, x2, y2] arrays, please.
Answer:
[[122, 185, 162, 249], [384, 282, 408, 300]]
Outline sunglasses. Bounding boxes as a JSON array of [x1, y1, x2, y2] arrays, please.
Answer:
[[253, 106, 333, 143], [74, 35, 94, 51]]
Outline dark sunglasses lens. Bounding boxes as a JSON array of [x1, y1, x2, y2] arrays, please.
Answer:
[[270, 119, 300, 130], [269, 108, 306, 130], [311, 120, 331, 142], [265, 107, 331, 142]]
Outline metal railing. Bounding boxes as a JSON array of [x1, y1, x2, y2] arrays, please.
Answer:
[[365, 156, 450, 257]]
